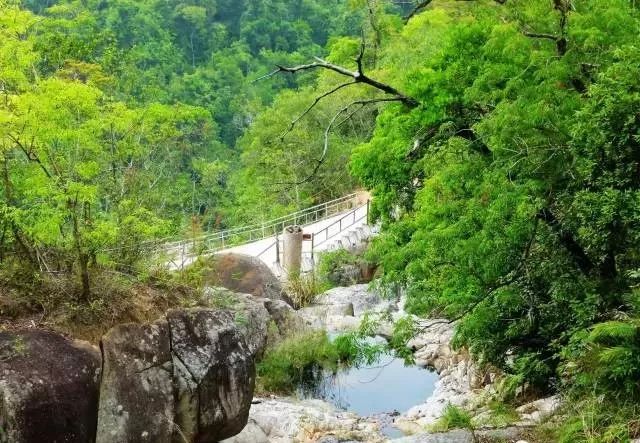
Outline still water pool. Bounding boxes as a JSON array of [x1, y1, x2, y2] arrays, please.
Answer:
[[298, 350, 438, 437]]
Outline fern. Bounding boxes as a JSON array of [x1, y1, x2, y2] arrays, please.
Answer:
[[588, 321, 639, 343], [570, 319, 640, 400]]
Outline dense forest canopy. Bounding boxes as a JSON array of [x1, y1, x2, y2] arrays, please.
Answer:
[[2, 0, 640, 440], [244, 0, 640, 439], [0, 0, 395, 295]]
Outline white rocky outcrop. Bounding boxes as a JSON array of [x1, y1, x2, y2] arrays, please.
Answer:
[[395, 320, 489, 434], [222, 397, 385, 443], [297, 284, 398, 332], [515, 396, 561, 426], [294, 285, 486, 435]]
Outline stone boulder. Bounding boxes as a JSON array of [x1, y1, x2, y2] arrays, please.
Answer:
[[168, 308, 257, 442], [515, 395, 560, 425], [218, 418, 269, 443], [203, 288, 271, 358], [262, 297, 306, 337], [298, 285, 398, 333], [0, 329, 101, 443], [313, 285, 389, 317], [326, 263, 361, 287], [96, 304, 264, 443], [222, 397, 384, 443], [96, 321, 174, 443], [206, 253, 291, 305], [392, 427, 527, 443]]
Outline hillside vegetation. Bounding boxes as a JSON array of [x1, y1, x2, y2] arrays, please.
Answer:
[[1, 0, 640, 440], [254, 0, 640, 440]]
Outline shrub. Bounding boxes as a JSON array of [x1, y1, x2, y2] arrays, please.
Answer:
[[284, 272, 329, 308], [256, 331, 350, 394], [317, 249, 373, 288], [479, 401, 520, 428], [556, 398, 640, 443], [555, 315, 640, 442], [429, 404, 474, 433], [566, 319, 640, 399]]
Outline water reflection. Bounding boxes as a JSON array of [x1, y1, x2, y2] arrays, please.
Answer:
[[296, 352, 438, 436]]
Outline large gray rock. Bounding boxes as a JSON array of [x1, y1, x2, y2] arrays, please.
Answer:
[[515, 395, 560, 425], [96, 321, 174, 443], [221, 419, 269, 443], [0, 330, 101, 443], [392, 430, 476, 443], [207, 253, 291, 305], [203, 288, 271, 358], [226, 397, 384, 443], [168, 308, 257, 442], [327, 263, 361, 287], [97, 303, 265, 443], [313, 285, 388, 317], [262, 297, 306, 336]]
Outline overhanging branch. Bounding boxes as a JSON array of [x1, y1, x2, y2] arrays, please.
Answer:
[[263, 35, 419, 186], [274, 97, 406, 186], [279, 81, 356, 141], [405, 0, 508, 23], [259, 56, 419, 109]]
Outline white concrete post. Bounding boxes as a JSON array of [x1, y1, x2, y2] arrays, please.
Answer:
[[282, 225, 303, 276]]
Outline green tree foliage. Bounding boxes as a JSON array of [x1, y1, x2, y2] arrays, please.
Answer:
[[0, 0, 372, 297], [346, 0, 640, 399], [4, 2, 640, 439]]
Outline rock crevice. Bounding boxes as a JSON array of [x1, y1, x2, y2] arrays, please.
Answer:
[[95, 301, 268, 443]]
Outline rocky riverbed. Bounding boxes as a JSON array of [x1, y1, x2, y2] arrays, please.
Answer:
[[0, 253, 557, 443], [232, 284, 560, 443]]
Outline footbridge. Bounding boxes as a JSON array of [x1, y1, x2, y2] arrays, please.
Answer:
[[162, 192, 376, 275]]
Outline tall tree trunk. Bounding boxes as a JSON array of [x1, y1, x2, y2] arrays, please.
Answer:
[[78, 252, 91, 301], [2, 153, 36, 265], [70, 201, 91, 300]]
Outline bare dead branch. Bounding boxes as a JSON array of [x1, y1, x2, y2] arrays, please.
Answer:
[[405, 0, 434, 22], [8, 134, 52, 179], [265, 35, 418, 186], [279, 81, 356, 141], [405, 0, 508, 23], [522, 1, 571, 56], [365, 0, 381, 66], [273, 97, 406, 186], [356, 31, 366, 74], [306, 97, 406, 184], [522, 32, 559, 41], [259, 57, 419, 108]]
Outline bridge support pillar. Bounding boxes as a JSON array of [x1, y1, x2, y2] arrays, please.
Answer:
[[282, 225, 303, 276]]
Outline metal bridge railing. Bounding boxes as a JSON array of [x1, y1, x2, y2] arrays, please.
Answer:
[[311, 201, 369, 250], [250, 201, 371, 274], [160, 193, 366, 269]]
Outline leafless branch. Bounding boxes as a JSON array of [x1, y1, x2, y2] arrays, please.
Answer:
[[8, 134, 52, 179], [356, 32, 366, 74], [274, 97, 406, 186], [365, 0, 381, 67], [263, 35, 419, 186], [522, 32, 559, 41], [405, 0, 508, 23], [405, 0, 434, 22], [279, 81, 356, 141], [521, 1, 571, 56], [258, 56, 419, 108]]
